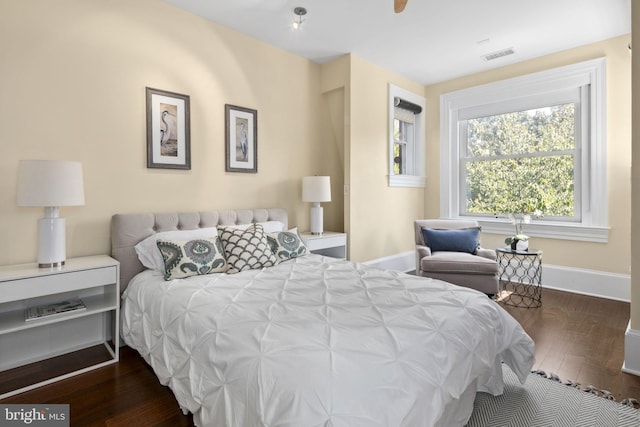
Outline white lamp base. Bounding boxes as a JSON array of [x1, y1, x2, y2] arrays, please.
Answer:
[[38, 217, 66, 268], [310, 204, 324, 235]]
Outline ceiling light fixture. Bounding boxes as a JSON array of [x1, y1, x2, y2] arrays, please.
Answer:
[[292, 7, 307, 30]]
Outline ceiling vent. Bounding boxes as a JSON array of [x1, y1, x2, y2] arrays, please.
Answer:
[[482, 47, 515, 61]]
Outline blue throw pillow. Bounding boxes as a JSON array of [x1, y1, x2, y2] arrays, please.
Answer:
[[421, 227, 480, 254]]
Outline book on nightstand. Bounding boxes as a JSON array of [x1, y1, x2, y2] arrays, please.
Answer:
[[25, 299, 86, 322]]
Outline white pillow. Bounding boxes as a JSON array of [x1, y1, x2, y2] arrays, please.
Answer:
[[224, 221, 285, 234], [135, 227, 219, 272]]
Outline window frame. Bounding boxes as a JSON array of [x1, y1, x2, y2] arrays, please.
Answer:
[[388, 84, 426, 188], [440, 58, 608, 242], [393, 119, 414, 175]]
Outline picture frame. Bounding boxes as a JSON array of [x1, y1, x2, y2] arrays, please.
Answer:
[[225, 104, 257, 173], [146, 87, 191, 169]]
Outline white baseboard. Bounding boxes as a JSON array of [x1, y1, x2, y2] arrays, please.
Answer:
[[623, 322, 640, 376], [542, 264, 630, 302], [364, 252, 630, 302]]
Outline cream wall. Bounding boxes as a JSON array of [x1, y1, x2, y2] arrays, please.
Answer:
[[424, 35, 632, 275], [0, 0, 337, 266], [319, 54, 427, 262], [339, 55, 426, 262], [319, 56, 350, 237]]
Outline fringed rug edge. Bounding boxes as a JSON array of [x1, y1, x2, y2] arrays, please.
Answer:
[[531, 369, 640, 409]]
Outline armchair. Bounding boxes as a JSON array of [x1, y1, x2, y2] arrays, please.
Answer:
[[414, 219, 498, 295]]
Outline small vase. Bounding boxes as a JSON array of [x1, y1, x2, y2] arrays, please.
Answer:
[[516, 239, 529, 252]]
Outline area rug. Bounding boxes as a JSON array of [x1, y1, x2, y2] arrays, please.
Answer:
[[466, 365, 640, 427]]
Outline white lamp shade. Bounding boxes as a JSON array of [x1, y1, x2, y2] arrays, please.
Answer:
[[17, 160, 85, 207], [302, 176, 331, 203]]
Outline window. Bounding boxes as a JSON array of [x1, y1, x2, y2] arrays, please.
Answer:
[[462, 102, 579, 220], [441, 58, 608, 242], [393, 108, 414, 175], [388, 84, 426, 187]]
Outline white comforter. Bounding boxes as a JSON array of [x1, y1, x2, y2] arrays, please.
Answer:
[[121, 255, 534, 427]]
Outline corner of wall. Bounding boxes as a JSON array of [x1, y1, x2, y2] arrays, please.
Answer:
[[623, 322, 640, 376]]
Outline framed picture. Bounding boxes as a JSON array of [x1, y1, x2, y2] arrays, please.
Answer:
[[146, 87, 191, 169], [225, 104, 257, 173]]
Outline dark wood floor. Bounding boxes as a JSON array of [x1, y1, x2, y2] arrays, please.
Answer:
[[500, 288, 640, 402], [2, 288, 640, 426]]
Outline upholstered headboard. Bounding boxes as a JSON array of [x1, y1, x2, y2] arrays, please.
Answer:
[[111, 208, 288, 290]]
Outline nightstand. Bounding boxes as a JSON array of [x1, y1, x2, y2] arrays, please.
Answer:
[[495, 247, 543, 308], [0, 255, 120, 399], [301, 231, 348, 259]]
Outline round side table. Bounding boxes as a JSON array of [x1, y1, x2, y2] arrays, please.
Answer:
[[495, 247, 543, 308]]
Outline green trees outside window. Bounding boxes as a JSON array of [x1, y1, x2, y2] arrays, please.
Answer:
[[463, 103, 577, 219]]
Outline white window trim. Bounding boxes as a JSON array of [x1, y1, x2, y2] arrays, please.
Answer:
[[440, 58, 609, 242], [388, 84, 426, 188]]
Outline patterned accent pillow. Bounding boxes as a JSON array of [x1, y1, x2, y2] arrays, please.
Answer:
[[135, 227, 219, 272], [218, 224, 278, 274], [156, 237, 227, 280], [267, 227, 309, 262]]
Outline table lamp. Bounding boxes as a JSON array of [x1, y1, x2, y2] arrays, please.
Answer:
[[302, 176, 331, 235], [17, 160, 85, 268]]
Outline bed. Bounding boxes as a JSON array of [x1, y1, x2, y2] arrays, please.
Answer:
[[112, 209, 535, 427]]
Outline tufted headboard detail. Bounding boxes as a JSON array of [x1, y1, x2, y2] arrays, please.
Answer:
[[111, 208, 288, 291]]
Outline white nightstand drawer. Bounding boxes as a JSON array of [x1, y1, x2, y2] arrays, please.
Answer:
[[0, 266, 117, 303], [301, 231, 348, 259], [306, 235, 346, 251]]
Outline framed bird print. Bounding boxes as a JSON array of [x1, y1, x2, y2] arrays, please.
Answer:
[[225, 104, 257, 173], [146, 87, 191, 169]]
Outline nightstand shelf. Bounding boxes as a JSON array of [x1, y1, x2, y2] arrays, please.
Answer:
[[0, 292, 117, 335], [0, 255, 120, 399], [301, 231, 348, 259]]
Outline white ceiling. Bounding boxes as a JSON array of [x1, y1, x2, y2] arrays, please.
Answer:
[[162, 0, 631, 85]]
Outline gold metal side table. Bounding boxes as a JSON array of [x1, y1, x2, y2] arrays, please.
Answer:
[[495, 247, 543, 308]]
